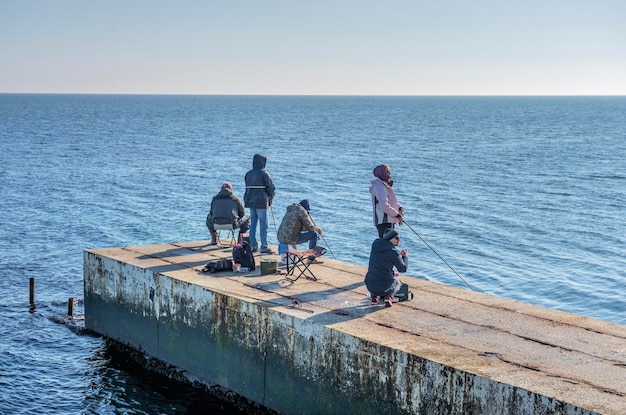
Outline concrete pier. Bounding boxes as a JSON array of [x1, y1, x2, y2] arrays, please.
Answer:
[[83, 240, 626, 415]]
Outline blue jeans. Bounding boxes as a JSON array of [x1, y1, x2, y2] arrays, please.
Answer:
[[371, 278, 402, 299], [278, 231, 318, 254], [249, 208, 268, 251]]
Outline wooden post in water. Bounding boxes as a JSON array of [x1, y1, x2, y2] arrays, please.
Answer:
[[29, 277, 35, 305], [67, 297, 74, 317]]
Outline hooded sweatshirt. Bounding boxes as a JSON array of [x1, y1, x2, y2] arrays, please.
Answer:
[[369, 178, 402, 226], [244, 154, 276, 209], [208, 187, 245, 225], [364, 238, 408, 295]]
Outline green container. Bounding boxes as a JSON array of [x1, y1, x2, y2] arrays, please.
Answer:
[[260, 258, 278, 275]]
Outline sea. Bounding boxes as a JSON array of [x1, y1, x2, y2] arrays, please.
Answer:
[[1, 94, 624, 414]]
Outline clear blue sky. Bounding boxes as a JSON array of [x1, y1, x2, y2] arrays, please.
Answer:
[[1, 0, 624, 95]]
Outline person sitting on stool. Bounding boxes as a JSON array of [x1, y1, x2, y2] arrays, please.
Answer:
[[276, 199, 322, 265], [206, 182, 250, 245], [364, 228, 408, 307]]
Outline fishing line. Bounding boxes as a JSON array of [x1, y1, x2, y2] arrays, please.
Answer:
[[401, 220, 476, 292]]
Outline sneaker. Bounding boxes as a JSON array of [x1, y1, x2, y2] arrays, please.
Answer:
[[279, 260, 287, 266], [384, 296, 393, 307], [371, 297, 379, 305], [260, 247, 274, 254]]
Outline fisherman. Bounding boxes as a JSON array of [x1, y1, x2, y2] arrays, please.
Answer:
[[244, 153, 276, 253], [369, 164, 404, 238], [276, 199, 323, 265], [364, 228, 408, 307], [206, 182, 250, 245]]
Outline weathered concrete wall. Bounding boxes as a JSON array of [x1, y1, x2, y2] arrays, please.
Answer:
[[84, 247, 609, 415]]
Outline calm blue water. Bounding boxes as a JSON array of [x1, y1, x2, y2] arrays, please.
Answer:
[[1, 94, 624, 414]]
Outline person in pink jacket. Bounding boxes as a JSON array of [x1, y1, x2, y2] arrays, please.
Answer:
[[369, 164, 404, 238]]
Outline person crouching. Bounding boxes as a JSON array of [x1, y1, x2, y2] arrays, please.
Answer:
[[364, 228, 408, 307]]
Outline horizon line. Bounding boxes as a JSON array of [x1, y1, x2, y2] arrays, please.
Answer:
[[1, 92, 625, 97]]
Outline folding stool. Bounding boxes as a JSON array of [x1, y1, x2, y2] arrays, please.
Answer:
[[285, 246, 327, 282], [213, 223, 236, 247]]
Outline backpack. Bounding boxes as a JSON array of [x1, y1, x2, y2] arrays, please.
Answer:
[[232, 241, 256, 270], [394, 283, 414, 302], [202, 258, 233, 273]]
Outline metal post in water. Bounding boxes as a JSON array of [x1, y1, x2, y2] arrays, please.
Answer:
[[67, 297, 74, 317], [29, 277, 35, 305]]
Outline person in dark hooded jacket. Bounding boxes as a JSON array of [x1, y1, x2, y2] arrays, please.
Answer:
[[206, 182, 250, 245], [364, 228, 408, 307], [244, 153, 276, 253]]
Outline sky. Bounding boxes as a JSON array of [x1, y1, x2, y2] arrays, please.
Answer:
[[1, 0, 625, 95]]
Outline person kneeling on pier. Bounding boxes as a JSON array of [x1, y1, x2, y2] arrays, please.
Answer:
[[206, 182, 250, 245], [276, 199, 323, 265], [364, 228, 408, 307]]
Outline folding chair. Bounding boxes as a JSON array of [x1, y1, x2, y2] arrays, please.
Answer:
[[285, 246, 327, 282], [213, 223, 236, 247]]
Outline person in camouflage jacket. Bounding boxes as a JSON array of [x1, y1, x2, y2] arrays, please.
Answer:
[[276, 199, 322, 262]]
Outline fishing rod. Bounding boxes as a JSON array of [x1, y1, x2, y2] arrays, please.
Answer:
[[269, 204, 278, 232], [401, 220, 476, 292], [307, 213, 337, 259], [318, 232, 336, 260]]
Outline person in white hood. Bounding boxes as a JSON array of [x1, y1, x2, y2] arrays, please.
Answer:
[[369, 164, 404, 238]]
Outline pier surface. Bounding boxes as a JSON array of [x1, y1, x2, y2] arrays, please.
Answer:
[[84, 240, 626, 415]]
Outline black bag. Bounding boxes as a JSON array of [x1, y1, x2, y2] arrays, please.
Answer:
[[232, 241, 256, 270], [202, 259, 233, 273], [394, 283, 414, 302]]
